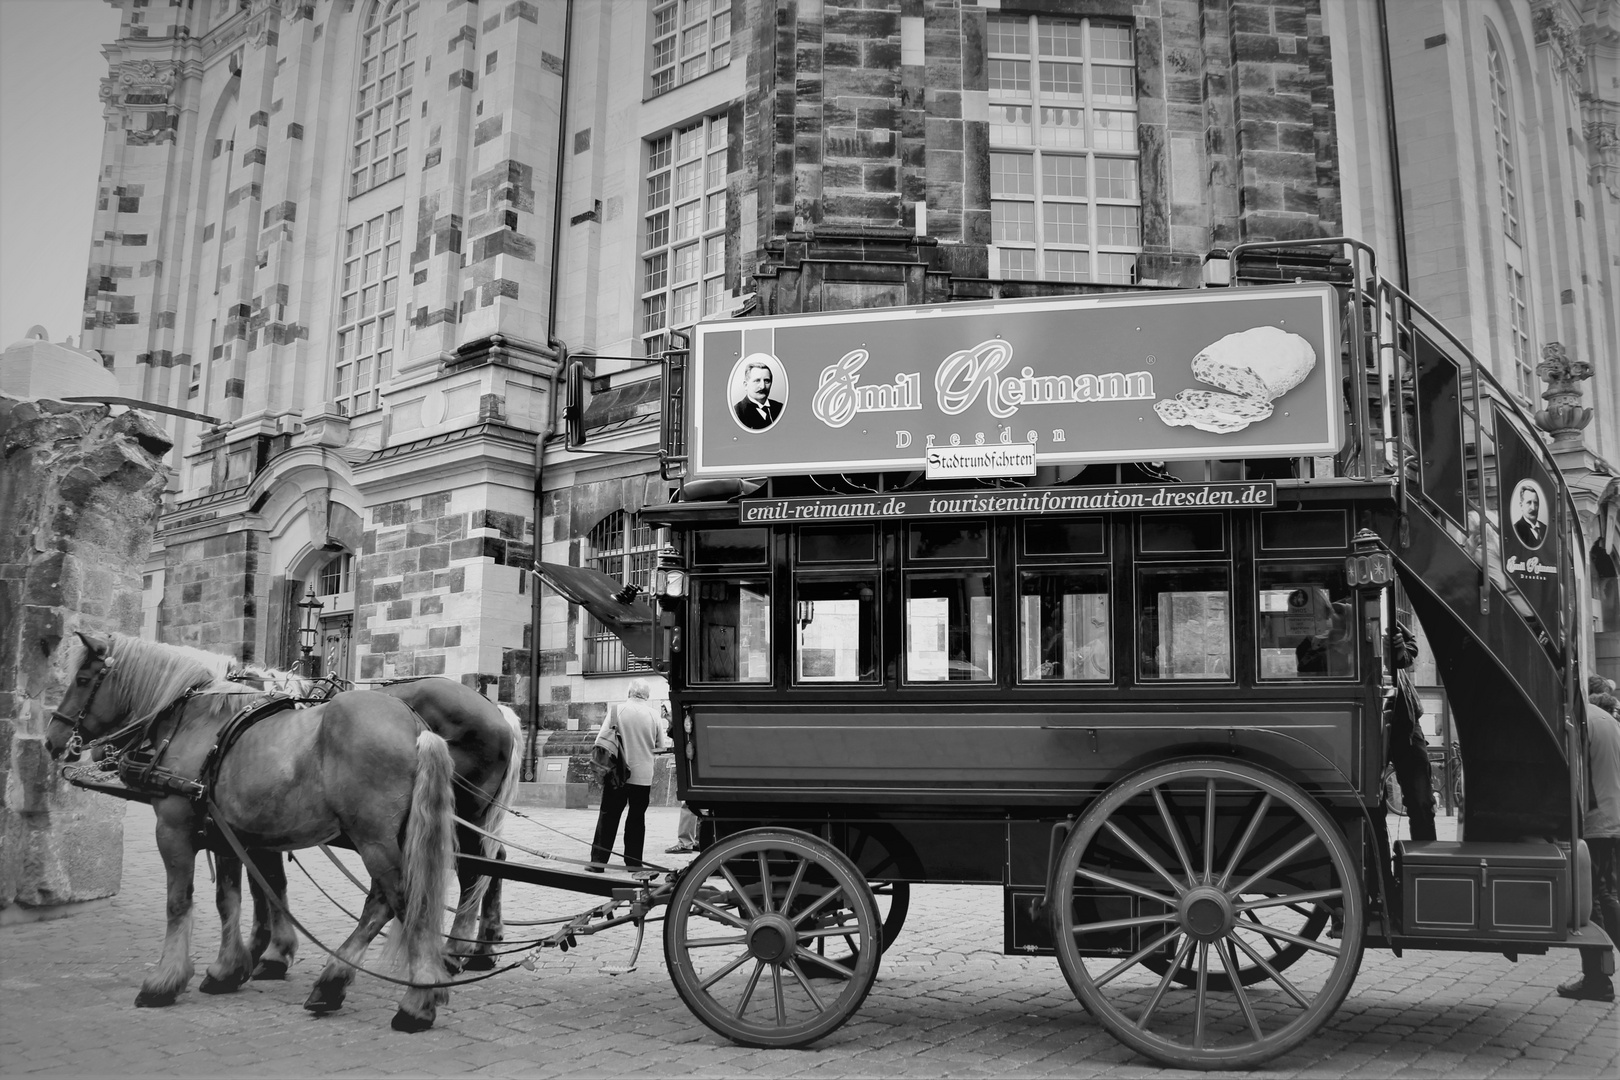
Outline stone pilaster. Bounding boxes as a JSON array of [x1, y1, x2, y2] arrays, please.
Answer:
[[0, 397, 171, 918]]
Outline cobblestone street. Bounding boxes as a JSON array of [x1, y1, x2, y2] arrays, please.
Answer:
[[1, 800, 1615, 1079]]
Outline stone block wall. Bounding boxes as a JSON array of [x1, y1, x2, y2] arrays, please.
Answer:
[[0, 397, 170, 917], [158, 528, 267, 658], [356, 489, 534, 705], [745, 0, 1341, 293]]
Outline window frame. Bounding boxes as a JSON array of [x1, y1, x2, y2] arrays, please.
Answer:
[[648, 0, 732, 97], [1486, 25, 1535, 404], [583, 510, 658, 674], [987, 13, 1140, 285], [332, 208, 402, 417], [641, 114, 729, 356], [350, 0, 417, 199]]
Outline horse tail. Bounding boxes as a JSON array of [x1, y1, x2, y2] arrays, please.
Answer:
[[392, 731, 456, 987]]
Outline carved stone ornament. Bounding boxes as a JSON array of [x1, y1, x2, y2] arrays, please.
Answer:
[[1532, 2, 1587, 81], [1533, 341, 1594, 442], [100, 59, 180, 111], [1588, 118, 1620, 200]]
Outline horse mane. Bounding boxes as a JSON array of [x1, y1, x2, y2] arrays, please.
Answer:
[[78, 633, 231, 721]]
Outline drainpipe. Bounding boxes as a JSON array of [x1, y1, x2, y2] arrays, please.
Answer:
[[529, 0, 574, 771], [1376, 0, 1411, 290]]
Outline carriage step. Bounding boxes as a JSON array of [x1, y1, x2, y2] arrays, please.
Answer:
[[600, 917, 646, 976]]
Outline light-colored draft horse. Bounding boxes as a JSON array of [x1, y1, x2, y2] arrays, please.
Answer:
[[45, 631, 512, 1031]]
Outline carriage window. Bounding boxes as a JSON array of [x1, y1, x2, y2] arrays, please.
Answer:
[[799, 524, 876, 564], [1137, 565, 1231, 680], [692, 577, 771, 682], [1140, 513, 1224, 554], [795, 576, 879, 682], [1257, 566, 1356, 679], [1019, 569, 1110, 681], [693, 528, 768, 565], [1023, 516, 1105, 557], [905, 572, 993, 682], [908, 520, 989, 560]]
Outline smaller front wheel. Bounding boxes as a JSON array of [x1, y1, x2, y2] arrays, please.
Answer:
[[663, 828, 881, 1049]]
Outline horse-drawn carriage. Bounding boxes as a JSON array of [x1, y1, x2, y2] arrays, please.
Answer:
[[47, 240, 1611, 1069]]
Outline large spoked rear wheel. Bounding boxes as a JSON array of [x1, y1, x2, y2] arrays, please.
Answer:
[[1053, 759, 1363, 1070], [663, 828, 881, 1049]]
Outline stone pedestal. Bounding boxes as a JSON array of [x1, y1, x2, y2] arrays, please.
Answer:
[[0, 396, 170, 919]]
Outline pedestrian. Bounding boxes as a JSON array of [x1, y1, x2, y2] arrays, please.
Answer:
[[1386, 621, 1436, 842], [1558, 696, 1620, 1002], [589, 679, 663, 871], [663, 701, 701, 854]]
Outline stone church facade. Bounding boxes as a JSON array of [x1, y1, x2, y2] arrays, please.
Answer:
[[75, 0, 1620, 774]]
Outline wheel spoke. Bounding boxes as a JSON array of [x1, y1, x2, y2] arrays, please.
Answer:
[[772, 964, 787, 1026], [1217, 793, 1272, 889], [792, 946, 854, 981], [1235, 888, 1342, 913], [1201, 779, 1216, 881], [1152, 786, 1198, 884], [1073, 865, 1179, 909], [699, 949, 754, 992], [757, 851, 774, 913], [691, 897, 750, 929], [1230, 931, 1312, 1008], [1231, 831, 1320, 896], [1217, 934, 1265, 1040], [733, 959, 765, 1019], [1102, 821, 1188, 897], [788, 886, 845, 929], [1232, 919, 1341, 957], [780, 856, 810, 916], [683, 933, 750, 949], [784, 958, 828, 1011], [1094, 927, 1183, 989], [1193, 941, 1210, 1049], [720, 864, 761, 919], [1070, 911, 1179, 937], [1136, 934, 1192, 1031]]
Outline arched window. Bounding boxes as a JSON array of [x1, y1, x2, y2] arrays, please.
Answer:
[[584, 510, 658, 672], [334, 1, 416, 417], [1487, 27, 1533, 402]]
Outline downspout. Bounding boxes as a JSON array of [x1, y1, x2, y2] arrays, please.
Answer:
[[1376, 0, 1411, 290], [530, 0, 574, 770]]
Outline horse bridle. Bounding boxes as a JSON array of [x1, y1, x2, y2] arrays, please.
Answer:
[[52, 654, 121, 759]]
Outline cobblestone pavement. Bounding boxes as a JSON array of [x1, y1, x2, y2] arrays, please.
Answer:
[[2, 801, 1615, 1079]]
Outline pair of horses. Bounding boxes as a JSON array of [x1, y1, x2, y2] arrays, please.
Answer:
[[44, 631, 521, 1032]]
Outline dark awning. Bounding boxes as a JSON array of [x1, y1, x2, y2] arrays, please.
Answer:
[[534, 563, 653, 659]]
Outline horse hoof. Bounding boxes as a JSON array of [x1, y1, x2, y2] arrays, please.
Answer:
[[390, 1009, 434, 1033], [303, 985, 345, 1014], [134, 988, 177, 1008], [250, 960, 288, 981], [198, 972, 244, 995], [442, 956, 465, 976], [463, 953, 496, 972]]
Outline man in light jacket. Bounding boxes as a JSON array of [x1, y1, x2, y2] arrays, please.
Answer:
[[589, 679, 664, 871]]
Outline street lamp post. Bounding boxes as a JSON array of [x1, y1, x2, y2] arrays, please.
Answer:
[[298, 582, 324, 674]]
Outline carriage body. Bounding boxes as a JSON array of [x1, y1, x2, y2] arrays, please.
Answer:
[[637, 244, 1610, 1066]]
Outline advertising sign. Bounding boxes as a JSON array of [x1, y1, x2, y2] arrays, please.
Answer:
[[689, 284, 1341, 478], [1493, 406, 1561, 637], [738, 482, 1276, 525]]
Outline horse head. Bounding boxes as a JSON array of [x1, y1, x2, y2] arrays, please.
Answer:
[[46, 631, 223, 759], [46, 630, 119, 759]]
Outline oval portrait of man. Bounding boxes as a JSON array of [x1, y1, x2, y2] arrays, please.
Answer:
[[730, 353, 788, 433], [1509, 478, 1549, 551]]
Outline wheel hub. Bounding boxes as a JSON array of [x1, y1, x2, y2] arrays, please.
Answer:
[[746, 913, 798, 963], [1179, 885, 1235, 941]]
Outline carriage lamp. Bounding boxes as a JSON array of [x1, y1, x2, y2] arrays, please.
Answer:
[[1346, 529, 1394, 590], [653, 544, 686, 604], [298, 582, 324, 672]]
